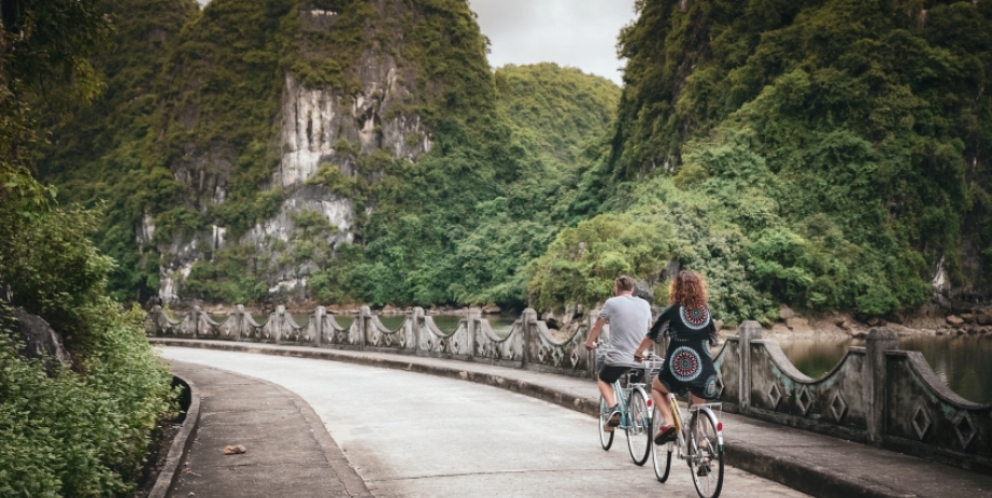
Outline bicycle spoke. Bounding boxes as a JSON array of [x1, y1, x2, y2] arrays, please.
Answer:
[[689, 409, 724, 498]]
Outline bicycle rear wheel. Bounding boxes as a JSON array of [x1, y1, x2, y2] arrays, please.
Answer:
[[625, 387, 651, 465], [688, 409, 724, 498], [651, 407, 673, 482], [598, 396, 614, 450]]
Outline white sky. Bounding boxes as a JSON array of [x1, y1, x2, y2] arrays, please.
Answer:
[[470, 0, 637, 85], [194, 0, 638, 85]]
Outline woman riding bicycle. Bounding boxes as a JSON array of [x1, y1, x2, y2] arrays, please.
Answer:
[[634, 270, 720, 445]]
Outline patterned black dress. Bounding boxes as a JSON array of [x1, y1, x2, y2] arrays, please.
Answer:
[[648, 305, 720, 399]]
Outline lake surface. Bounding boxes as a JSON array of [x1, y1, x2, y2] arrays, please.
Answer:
[[778, 334, 992, 404], [378, 314, 519, 337]]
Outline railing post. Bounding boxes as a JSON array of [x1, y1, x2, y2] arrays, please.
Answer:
[[278, 305, 290, 342], [467, 307, 481, 359], [314, 306, 325, 346], [150, 305, 162, 336], [359, 305, 371, 346], [738, 320, 762, 415], [866, 327, 898, 444], [193, 305, 202, 339], [587, 309, 600, 376], [522, 308, 537, 368], [235, 304, 245, 341], [413, 307, 424, 354]]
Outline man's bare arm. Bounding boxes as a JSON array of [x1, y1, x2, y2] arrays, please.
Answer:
[[584, 317, 606, 351]]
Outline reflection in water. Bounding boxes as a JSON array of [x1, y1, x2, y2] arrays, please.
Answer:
[[378, 316, 405, 332], [778, 338, 862, 379], [330, 315, 354, 330], [778, 335, 992, 404], [430, 314, 519, 337]]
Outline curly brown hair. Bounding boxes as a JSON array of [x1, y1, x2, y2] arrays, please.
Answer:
[[668, 270, 708, 309]]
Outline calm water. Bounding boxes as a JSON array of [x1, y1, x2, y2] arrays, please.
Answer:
[[381, 313, 519, 336], [778, 335, 992, 404]]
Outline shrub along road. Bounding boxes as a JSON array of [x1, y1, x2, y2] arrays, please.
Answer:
[[161, 347, 808, 497]]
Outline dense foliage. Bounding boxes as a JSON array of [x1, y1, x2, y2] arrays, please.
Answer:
[[544, 0, 992, 320], [1, 1, 177, 496], [31, 0, 992, 325], [306, 62, 620, 307]]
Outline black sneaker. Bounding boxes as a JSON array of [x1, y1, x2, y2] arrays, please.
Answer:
[[696, 460, 711, 477], [607, 405, 621, 427]]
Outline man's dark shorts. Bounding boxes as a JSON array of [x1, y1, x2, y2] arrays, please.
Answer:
[[598, 365, 631, 384]]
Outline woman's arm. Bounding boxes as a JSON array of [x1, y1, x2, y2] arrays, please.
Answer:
[[633, 336, 654, 362]]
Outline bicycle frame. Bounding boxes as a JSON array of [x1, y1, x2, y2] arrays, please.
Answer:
[[608, 372, 654, 430], [667, 396, 724, 459]]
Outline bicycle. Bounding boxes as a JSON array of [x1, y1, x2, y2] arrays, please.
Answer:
[[651, 385, 726, 498], [596, 352, 664, 466]]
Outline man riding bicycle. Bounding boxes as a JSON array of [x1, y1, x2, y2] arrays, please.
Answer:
[[584, 275, 652, 431]]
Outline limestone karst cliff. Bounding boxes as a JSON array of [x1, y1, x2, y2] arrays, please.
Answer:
[[38, 0, 619, 307]]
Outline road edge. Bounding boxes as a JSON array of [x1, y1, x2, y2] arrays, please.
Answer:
[[151, 338, 907, 498], [148, 374, 201, 498]]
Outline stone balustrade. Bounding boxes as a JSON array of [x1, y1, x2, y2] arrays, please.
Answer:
[[149, 306, 990, 472], [148, 305, 603, 377]]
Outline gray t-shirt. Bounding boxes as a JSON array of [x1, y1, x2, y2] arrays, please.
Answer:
[[598, 295, 652, 367]]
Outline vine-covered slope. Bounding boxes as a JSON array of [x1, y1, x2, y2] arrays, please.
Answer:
[[37, 0, 621, 308], [540, 0, 992, 322]]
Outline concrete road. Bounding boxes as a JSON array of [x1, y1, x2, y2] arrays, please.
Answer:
[[161, 347, 809, 498]]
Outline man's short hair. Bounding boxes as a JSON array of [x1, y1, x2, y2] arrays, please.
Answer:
[[615, 275, 635, 292]]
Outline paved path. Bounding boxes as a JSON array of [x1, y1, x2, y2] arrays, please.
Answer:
[[168, 360, 370, 497], [162, 347, 810, 497], [153, 339, 992, 498]]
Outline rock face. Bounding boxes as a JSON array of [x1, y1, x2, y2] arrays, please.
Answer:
[[157, 3, 438, 304], [10, 307, 71, 373]]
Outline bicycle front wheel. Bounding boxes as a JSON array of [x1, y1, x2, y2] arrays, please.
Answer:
[[688, 408, 724, 498], [598, 396, 614, 450], [625, 387, 651, 466], [651, 406, 673, 482]]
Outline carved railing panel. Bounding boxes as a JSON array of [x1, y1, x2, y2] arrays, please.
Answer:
[[196, 313, 224, 340], [713, 338, 739, 406], [151, 306, 183, 337], [418, 315, 472, 358], [366, 314, 413, 351], [525, 310, 592, 376], [323, 314, 357, 346], [278, 309, 318, 345], [748, 339, 868, 436], [148, 305, 989, 470], [474, 317, 523, 364], [241, 311, 268, 342], [885, 351, 992, 465]]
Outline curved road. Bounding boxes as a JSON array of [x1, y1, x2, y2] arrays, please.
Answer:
[[162, 347, 809, 498]]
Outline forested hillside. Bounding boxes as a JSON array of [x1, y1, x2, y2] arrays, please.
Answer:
[[1, 1, 176, 494], [36, 0, 621, 309], [28, 0, 992, 325], [532, 0, 992, 324]]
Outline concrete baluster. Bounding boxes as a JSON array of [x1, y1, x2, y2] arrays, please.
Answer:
[[193, 305, 202, 339], [275, 305, 286, 342], [235, 304, 245, 341], [738, 320, 762, 415], [522, 308, 537, 368], [468, 307, 482, 359], [865, 327, 899, 445], [413, 307, 425, 354], [587, 309, 600, 376], [151, 305, 162, 336], [359, 306, 371, 346], [314, 306, 325, 346]]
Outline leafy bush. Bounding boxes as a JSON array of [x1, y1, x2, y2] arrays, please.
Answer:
[[0, 302, 176, 498]]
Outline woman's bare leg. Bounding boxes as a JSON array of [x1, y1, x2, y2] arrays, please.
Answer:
[[652, 377, 673, 435]]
